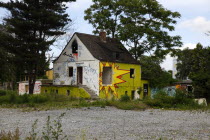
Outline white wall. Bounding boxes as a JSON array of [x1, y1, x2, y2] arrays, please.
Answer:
[[18, 81, 41, 95], [53, 34, 100, 95]]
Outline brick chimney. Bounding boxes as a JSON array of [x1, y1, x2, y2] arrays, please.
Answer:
[[99, 31, 106, 42]]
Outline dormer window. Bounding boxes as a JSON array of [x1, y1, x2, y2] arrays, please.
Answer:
[[72, 40, 78, 53], [113, 52, 120, 60], [116, 52, 120, 60]]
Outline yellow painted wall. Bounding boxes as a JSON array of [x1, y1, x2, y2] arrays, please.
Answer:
[[41, 86, 91, 99], [46, 70, 53, 80], [140, 80, 151, 99], [99, 62, 141, 99]]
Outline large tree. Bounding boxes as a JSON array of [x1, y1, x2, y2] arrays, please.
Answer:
[[84, 0, 182, 60], [176, 43, 210, 101], [0, 0, 75, 94], [140, 55, 176, 88]]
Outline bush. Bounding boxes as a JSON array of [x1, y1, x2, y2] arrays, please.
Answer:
[[120, 94, 130, 102], [0, 90, 6, 96], [144, 90, 202, 109]]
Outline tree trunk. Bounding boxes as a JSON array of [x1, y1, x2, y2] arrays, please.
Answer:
[[28, 68, 37, 94]]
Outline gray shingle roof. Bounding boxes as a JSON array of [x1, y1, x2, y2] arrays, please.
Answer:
[[76, 32, 139, 64]]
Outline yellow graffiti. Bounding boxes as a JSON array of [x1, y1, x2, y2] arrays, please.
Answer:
[[99, 62, 130, 98]]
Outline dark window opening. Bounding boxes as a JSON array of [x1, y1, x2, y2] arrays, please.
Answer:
[[72, 40, 78, 53], [130, 68, 135, 78], [131, 90, 135, 100], [125, 91, 128, 95], [45, 90, 47, 93], [67, 90, 70, 96], [113, 52, 120, 60], [56, 90, 58, 94], [102, 67, 112, 85], [143, 84, 148, 97], [69, 67, 73, 77], [116, 53, 120, 60]]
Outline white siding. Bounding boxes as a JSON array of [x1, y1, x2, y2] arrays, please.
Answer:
[[53, 34, 100, 95]]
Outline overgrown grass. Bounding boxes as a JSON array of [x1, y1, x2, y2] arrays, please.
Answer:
[[143, 89, 208, 110], [0, 90, 149, 111], [0, 90, 209, 111]]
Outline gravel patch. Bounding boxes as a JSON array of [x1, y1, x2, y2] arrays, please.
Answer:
[[0, 107, 210, 140]]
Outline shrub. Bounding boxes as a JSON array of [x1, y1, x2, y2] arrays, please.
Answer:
[[144, 90, 202, 109], [120, 94, 130, 102], [0, 90, 6, 96]]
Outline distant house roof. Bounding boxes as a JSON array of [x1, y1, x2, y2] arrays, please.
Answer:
[[76, 32, 139, 64], [174, 80, 192, 85]]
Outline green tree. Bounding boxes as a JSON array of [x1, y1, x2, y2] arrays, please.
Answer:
[[84, 0, 182, 60], [84, 0, 123, 38], [176, 43, 210, 101], [140, 56, 176, 88], [0, 24, 16, 86], [0, 0, 75, 94], [176, 48, 194, 80]]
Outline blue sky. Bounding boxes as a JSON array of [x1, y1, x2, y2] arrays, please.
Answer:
[[1, 0, 210, 70]]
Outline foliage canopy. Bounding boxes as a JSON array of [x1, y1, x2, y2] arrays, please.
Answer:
[[0, 0, 75, 93], [84, 0, 182, 59]]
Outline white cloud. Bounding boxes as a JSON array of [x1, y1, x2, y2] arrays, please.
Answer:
[[178, 17, 210, 33], [67, 0, 92, 11], [161, 43, 197, 70], [158, 0, 210, 9], [180, 43, 197, 50]]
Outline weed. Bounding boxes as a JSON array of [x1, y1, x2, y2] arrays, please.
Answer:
[[0, 128, 20, 140], [27, 119, 38, 140]]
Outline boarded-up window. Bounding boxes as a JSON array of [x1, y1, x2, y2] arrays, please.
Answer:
[[130, 68, 135, 78], [69, 67, 73, 77], [102, 67, 112, 85]]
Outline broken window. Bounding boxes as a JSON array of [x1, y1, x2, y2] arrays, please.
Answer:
[[102, 67, 112, 85], [130, 68, 135, 78], [69, 67, 73, 77], [72, 40, 78, 53]]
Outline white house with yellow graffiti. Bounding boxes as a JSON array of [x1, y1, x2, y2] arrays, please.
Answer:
[[41, 32, 150, 99]]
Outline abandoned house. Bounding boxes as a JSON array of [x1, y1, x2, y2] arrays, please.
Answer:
[[40, 32, 150, 99]]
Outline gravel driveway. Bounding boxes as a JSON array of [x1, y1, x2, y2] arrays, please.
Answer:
[[0, 107, 210, 140]]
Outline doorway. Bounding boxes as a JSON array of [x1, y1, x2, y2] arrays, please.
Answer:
[[143, 84, 148, 97], [77, 67, 83, 85]]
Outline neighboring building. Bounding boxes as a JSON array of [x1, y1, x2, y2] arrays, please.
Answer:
[[18, 79, 52, 95], [41, 32, 150, 99], [46, 69, 53, 80]]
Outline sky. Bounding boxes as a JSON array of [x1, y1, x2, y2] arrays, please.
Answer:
[[0, 0, 210, 70]]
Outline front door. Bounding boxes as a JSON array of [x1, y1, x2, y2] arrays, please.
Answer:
[[143, 84, 148, 97], [77, 67, 83, 85]]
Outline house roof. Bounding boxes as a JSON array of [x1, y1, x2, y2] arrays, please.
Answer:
[[75, 32, 139, 64]]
